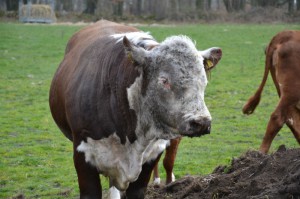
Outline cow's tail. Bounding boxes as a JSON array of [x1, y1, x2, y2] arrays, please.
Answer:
[[242, 49, 272, 115]]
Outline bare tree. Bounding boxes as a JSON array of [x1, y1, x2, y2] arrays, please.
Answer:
[[250, 0, 300, 14], [196, 0, 211, 11], [168, 0, 180, 20], [223, 0, 245, 12], [142, 0, 166, 19], [96, 0, 113, 17], [6, 0, 18, 10], [0, 0, 7, 11], [84, 0, 97, 14], [250, 0, 279, 7], [55, 0, 73, 12], [112, 0, 123, 16], [287, 0, 300, 13]]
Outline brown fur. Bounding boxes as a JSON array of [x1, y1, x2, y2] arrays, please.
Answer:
[[49, 20, 139, 143], [49, 20, 222, 198], [242, 30, 300, 153], [49, 20, 145, 198]]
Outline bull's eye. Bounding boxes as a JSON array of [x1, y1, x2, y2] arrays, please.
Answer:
[[161, 77, 168, 84], [159, 77, 171, 89]]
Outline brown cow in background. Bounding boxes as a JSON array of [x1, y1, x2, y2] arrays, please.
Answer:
[[243, 30, 300, 153], [152, 137, 182, 185]]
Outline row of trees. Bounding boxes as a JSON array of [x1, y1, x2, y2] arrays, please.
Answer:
[[224, 0, 299, 12], [2, 0, 300, 21]]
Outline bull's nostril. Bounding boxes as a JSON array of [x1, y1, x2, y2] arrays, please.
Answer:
[[179, 118, 211, 137], [190, 120, 201, 129], [188, 118, 211, 135]]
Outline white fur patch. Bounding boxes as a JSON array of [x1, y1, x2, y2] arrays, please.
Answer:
[[199, 47, 220, 59], [143, 139, 170, 163], [288, 118, 294, 125], [127, 73, 143, 111], [111, 32, 158, 49], [160, 35, 197, 54], [77, 131, 169, 191], [108, 186, 121, 199], [171, 172, 176, 182], [153, 177, 161, 185], [77, 134, 142, 190], [153, 172, 175, 185]]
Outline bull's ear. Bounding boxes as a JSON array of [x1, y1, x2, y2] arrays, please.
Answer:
[[199, 47, 222, 71], [123, 36, 147, 65]]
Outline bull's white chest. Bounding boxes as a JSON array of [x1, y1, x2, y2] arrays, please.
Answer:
[[77, 133, 169, 191]]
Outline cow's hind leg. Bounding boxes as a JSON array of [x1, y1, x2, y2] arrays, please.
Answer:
[[286, 122, 300, 144], [163, 137, 181, 184], [74, 145, 102, 199], [286, 106, 300, 144], [152, 137, 181, 185], [260, 104, 286, 153], [124, 153, 163, 199], [152, 160, 161, 185]]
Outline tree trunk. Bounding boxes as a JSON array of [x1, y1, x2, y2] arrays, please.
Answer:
[[84, 0, 97, 14], [55, 0, 73, 11], [6, 0, 18, 11], [168, 0, 179, 20], [250, 0, 279, 7], [136, 0, 141, 15], [196, 0, 212, 11], [223, 0, 245, 12], [96, 0, 113, 17], [0, 0, 7, 11], [288, 0, 293, 13]]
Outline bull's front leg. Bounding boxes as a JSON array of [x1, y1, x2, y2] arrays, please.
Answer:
[[74, 143, 102, 199], [124, 152, 163, 199]]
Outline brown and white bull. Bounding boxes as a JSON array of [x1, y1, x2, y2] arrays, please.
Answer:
[[49, 20, 222, 199], [243, 30, 300, 153]]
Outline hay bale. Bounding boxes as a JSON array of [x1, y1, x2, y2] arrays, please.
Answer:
[[20, 4, 56, 23]]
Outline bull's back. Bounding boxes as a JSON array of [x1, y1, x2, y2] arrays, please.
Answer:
[[65, 20, 138, 54], [49, 20, 138, 141]]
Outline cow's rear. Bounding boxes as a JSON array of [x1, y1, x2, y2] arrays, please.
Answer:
[[242, 30, 300, 153]]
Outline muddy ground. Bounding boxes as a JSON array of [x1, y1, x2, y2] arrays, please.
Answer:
[[146, 145, 300, 199]]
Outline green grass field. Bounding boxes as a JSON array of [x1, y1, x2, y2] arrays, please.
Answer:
[[1, 22, 299, 198]]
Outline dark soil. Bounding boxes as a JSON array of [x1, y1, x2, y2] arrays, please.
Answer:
[[146, 145, 300, 199]]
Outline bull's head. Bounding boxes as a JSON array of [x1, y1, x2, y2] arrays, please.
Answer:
[[124, 35, 222, 139]]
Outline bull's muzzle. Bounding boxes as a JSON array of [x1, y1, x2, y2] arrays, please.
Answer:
[[179, 118, 211, 137]]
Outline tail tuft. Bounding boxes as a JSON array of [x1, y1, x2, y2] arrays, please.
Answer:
[[242, 94, 261, 115]]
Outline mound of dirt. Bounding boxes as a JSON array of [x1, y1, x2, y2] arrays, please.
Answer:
[[146, 145, 300, 199]]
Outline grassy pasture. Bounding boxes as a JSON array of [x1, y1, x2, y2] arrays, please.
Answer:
[[0, 22, 299, 198]]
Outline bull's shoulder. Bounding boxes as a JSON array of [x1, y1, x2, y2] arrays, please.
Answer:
[[63, 36, 140, 145]]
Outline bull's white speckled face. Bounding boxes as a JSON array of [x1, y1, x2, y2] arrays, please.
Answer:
[[144, 36, 211, 137], [123, 34, 221, 138]]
